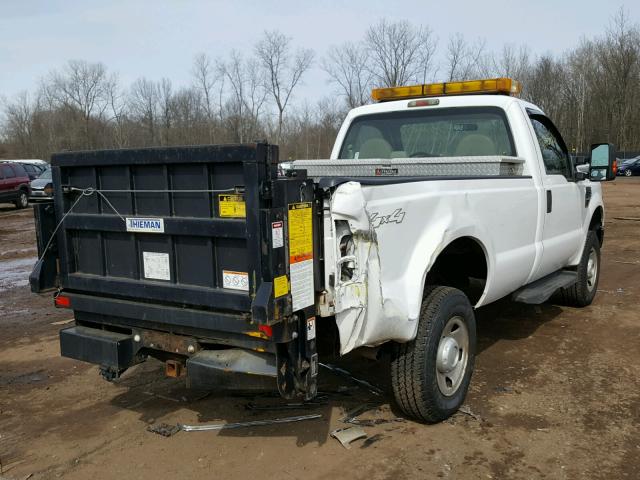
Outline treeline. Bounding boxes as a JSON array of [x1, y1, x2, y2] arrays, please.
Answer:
[[1, 9, 639, 161]]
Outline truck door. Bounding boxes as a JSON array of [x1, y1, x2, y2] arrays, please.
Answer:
[[529, 114, 583, 279]]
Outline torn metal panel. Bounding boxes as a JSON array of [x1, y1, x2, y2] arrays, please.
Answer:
[[330, 426, 367, 449], [330, 181, 415, 354]]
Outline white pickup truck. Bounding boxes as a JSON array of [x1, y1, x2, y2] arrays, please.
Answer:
[[33, 78, 616, 425], [288, 78, 616, 422]]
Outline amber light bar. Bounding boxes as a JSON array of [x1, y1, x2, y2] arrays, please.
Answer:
[[371, 78, 522, 102]]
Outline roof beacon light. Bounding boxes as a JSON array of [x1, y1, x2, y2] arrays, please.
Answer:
[[372, 78, 522, 102]]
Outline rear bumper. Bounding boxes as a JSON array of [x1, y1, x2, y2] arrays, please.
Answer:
[[29, 190, 53, 200], [59, 324, 277, 390], [57, 291, 317, 397]]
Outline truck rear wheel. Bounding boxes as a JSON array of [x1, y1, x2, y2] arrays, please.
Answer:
[[556, 231, 600, 307], [391, 286, 476, 423]]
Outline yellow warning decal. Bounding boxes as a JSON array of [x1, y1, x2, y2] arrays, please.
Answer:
[[273, 275, 289, 298], [288, 202, 313, 263], [218, 194, 246, 218]]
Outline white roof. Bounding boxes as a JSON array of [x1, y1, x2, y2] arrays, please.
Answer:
[[346, 94, 543, 119]]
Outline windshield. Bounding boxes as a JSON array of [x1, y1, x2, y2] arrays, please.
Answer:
[[338, 107, 516, 159], [38, 167, 52, 180]]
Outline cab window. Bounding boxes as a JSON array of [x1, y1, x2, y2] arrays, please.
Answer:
[[338, 107, 516, 159], [529, 115, 572, 179]]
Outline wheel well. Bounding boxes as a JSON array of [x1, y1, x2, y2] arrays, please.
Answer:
[[425, 237, 488, 304], [589, 207, 604, 246]]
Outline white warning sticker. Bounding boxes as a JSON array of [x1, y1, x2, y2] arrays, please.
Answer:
[[290, 259, 314, 312], [272, 221, 284, 248], [306, 317, 316, 341], [143, 251, 170, 281], [222, 270, 249, 291]]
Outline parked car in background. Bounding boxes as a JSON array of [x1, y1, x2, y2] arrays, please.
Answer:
[[0, 161, 31, 208], [5, 159, 48, 180], [617, 156, 640, 176], [29, 166, 54, 201]]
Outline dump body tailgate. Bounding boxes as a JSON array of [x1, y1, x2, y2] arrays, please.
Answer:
[[50, 144, 276, 313]]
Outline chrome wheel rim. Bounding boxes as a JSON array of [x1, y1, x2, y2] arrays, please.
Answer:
[[586, 248, 598, 292], [20, 193, 28, 207], [625, 170, 632, 176], [436, 316, 469, 397]]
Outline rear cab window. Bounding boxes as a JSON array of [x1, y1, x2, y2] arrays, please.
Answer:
[[338, 107, 516, 160]]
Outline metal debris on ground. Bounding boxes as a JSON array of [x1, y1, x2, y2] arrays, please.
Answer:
[[494, 386, 514, 393], [180, 413, 322, 432], [142, 391, 182, 403], [330, 426, 367, 449], [147, 423, 181, 437], [341, 404, 405, 426], [361, 433, 386, 448], [319, 363, 384, 396], [458, 404, 482, 421], [245, 395, 328, 411], [50, 318, 74, 325]]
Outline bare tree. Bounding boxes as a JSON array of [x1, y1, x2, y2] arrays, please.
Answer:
[[219, 51, 268, 143], [255, 30, 314, 143], [322, 42, 372, 108], [2, 91, 37, 155], [445, 33, 486, 81], [597, 7, 640, 149], [192, 53, 219, 142], [48, 60, 110, 148], [158, 78, 174, 145], [129, 78, 159, 144], [365, 19, 437, 87], [495, 44, 531, 79]]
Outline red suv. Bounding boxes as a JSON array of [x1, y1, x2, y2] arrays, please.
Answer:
[[0, 161, 31, 209]]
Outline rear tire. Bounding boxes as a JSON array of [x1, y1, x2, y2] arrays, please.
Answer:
[[14, 191, 28, 209], [391, 286, 476, 423], [625, 169, 633, 177], [556, 231, 600, 307]]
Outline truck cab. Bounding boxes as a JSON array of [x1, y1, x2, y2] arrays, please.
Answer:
[[31, 78, 616, 423]]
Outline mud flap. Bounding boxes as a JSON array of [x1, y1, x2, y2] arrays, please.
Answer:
[[30, 202, 58, 293]]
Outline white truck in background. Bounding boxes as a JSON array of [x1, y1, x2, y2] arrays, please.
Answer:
[[288, 78, 616, 422]]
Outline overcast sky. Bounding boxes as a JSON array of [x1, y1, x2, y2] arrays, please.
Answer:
[[0, 0, 637, 106]]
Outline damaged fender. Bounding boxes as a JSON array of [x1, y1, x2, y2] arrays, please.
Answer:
[[329, 181, 495, 355]]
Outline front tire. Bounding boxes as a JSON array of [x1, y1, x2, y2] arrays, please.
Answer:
[[625, 169, 633, 177], [14, 191, 28, 209], [557, 231, 600, 307], [391, 286, 477, 423]]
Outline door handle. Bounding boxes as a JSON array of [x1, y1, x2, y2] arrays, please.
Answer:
[[546, 190, 552, 213]]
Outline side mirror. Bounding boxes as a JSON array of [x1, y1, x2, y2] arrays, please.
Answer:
[[575, 163, 590, 180], [589, 143, 616, 181]]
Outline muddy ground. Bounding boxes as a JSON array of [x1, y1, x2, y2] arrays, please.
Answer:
[[0, 180, 639, 480]]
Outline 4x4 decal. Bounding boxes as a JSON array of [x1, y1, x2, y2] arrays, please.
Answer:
[[369, 208, 406, 228]]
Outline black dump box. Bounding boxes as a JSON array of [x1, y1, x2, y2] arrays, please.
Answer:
[[31, 143, 321, 399]]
